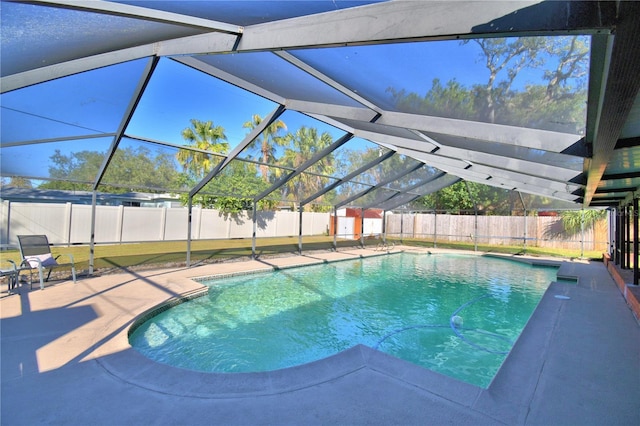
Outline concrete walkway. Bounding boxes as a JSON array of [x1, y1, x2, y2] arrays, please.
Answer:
[[1, 248, 638, 425]]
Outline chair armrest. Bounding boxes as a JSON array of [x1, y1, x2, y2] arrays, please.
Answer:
[[55, 253, 75, 265]]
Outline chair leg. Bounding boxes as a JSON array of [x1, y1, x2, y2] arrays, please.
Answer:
[[8, 272, 17, 293], [38, 267, 44, 290]]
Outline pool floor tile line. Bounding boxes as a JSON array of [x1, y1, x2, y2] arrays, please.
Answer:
[[1, 247, 639, 425]]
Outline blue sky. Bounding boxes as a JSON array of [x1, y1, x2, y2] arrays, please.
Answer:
[[125, 38, 562, 149], [1, 35, 586, 179]]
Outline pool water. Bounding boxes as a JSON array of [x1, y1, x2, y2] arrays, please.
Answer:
[[129, 253, 557, 388]]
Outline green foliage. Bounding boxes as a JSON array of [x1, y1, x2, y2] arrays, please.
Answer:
[[177, 119, 228, 179], [561, 209, 607, 235], [40, 146, 181, 193], [278, 126, 336, 209], [179, 160, 268, 212], [243, 114, 288, 182], [388, 78, 475, 120], [388, 36, 589, 132], [2, 176, 33, 188], [418, 181, 517, 214]]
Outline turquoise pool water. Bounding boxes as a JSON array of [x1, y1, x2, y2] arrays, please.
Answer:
[[129, 253, 557, 387]]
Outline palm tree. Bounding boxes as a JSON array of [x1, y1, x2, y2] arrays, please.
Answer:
[[280, 126, 335, 209], [177, 119, 229, 179], [243, 114, 288, 182]]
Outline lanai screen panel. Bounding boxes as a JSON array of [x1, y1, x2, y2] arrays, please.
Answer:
[[196, 52, 367, 108], [324, 182, 374, 207], [233, 110, 347, 168], [99, 138, 218, 193], [127, 58, 278, 150], [349, 154, 423, 186], [376, 192, 422, 212], [0, 137, 114, 184], [4, 1, 627, 211], [347, 187, 399, 209], [268, 172, 340, 205], [195, 157, 283, 200], [1, 59, 149, 143], [385, 164, 440, 190], [289, 36, 590, 133], [331, 117, 438, 155], [0, 1, 211, 77]]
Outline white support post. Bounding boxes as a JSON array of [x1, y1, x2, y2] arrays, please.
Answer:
[[64, 202, 72, 246], [160, 207, 167, 241]]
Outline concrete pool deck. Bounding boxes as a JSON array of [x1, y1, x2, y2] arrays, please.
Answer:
[[1, 247, 639, 425]]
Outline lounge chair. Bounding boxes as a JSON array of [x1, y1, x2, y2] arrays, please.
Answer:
[[18, 235, 77, 290]]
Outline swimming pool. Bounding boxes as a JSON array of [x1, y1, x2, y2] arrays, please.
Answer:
[[129, 253, 558, 388]]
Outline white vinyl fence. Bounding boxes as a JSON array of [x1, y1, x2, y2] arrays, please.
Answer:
[[0, 201, 329, 247]]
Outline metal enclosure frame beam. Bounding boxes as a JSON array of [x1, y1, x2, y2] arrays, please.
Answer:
[[253, 133, 354, 204], [335, 163, 425, 209]]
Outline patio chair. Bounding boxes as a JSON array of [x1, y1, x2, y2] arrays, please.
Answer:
[[18, 235, 76, 290], [1, 259, 19, 294]]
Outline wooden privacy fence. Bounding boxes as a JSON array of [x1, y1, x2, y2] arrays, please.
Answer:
[[385, 212, 608, 252]]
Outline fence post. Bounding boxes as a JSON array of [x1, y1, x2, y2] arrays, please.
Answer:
[[433, 210, 437, 248], [523, 212, 527, 254], [474, 208, 478, 252], [382, 210, 387, 244], [3, 200, 11, 248], [298, 204, 303, 255], [186, 196, 192, 267], [580, 209, 585, 258], [89, 192, 97, 275], [518, 192, 527, 254], [360, 208, 365, 248], [63, 202, 72, 245], [116, 205, 124, 244], [335, 209, 339, 248], [160, 206, 167, 241], [252, 202, 257, 259]]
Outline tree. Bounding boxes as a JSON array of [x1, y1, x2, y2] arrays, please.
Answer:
[[177, 119, 229, 179], [101, 146, 182, 192], [40, 147, 181, 193], [388, 79, 475, 120], [468, 37, 545, 124], [561, 209, 607, 236], [543, 36, 589, 101], [387, 36, 589, 133], [183, 160, 278, 213], [278, 126, 335, 210], [1, 176, 33, 189], [243, 114, 288, 182], [418, 181, 516, 214]]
